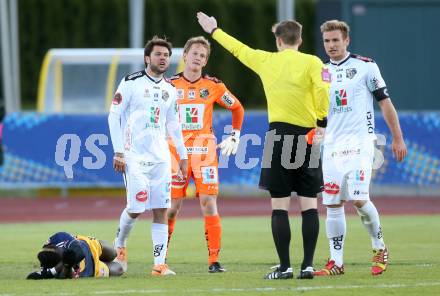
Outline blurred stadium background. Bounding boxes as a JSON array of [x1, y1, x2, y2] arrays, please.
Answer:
[[1, 0, 439, 197], [1, 0, 440, 294]]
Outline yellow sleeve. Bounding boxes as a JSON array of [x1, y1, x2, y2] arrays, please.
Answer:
[[212, 28, 270, 74], [309, 56, 330, 127]]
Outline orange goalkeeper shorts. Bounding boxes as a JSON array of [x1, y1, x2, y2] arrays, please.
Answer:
[[169, 137, 219, 198]]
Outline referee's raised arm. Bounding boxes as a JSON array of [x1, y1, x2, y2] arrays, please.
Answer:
[[197, 12, 330, 280]]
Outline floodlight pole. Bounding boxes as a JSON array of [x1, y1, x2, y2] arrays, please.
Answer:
[[0, 0, 20, 112], [129, 0, 145, 48], [277, 0, 295, 21]]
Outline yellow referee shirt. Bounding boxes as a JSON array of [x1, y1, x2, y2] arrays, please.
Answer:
[[212, 29, 330, 128]]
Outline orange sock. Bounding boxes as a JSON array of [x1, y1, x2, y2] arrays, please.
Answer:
[[204, 215, 222, 264], [168, 218, 176, 249]]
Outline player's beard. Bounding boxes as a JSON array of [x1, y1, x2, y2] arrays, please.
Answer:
[[149, 63, 167, 76]]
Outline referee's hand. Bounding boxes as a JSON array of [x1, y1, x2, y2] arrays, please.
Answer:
[[197, 12, 218, 34]]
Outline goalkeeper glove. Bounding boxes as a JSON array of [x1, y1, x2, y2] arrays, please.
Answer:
[[218, 129, 240, 156]]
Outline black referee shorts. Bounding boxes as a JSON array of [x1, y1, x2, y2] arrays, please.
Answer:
[[258, 122, 323, 198]]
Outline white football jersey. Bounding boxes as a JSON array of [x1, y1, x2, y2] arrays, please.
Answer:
[[324, 53, 389, 145], [109, 70, 179, 162]]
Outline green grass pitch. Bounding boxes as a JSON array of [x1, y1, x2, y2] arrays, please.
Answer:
[[0, 215, 439, 295]]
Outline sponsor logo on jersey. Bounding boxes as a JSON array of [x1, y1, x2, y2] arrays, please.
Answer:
[[146, 106, 160, 128], [370, 77, 381, 90], [112, 92, 122, 105], [366, 111, 374, 133], [201, 166, 218, 184], [135, 190, 148, 202], [331, 148, 361, 158], [337, 73, 343, 82], [321, 68, 332, 82], [144, 89, 150, 98], [335, 89, 347, 106], [176, 89, 184, 99], [127, 71, 143, 80], [162, 90, 169, 101], [332, 89, 352, 114], [186, 107, 198, 123], [324, 182, 340, 195], [346, 68, 357, 79], [200, 88, 209, 99], [221, 92, 235, 107], [180, 104, 204, 130], [355, 169, 365, 182], [188, 89, 196, 99], [165, 182, 170, 193], [186, 146, 208, 154]]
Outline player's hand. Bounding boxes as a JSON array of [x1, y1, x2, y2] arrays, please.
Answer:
[[113, 152, 126, 173], [392, 137, 407, 162], [313, 127, 325, 145], [27, 271, 44, 280], [26, 268, 54, 280], [178, 159, 188, 181], [305, 127, 325, 145], [197, 12, 218, 34], [218, 130, 240, 156]]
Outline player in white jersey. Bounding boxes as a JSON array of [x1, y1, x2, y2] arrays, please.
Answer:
[[108, 36, 188, 276], [315, 20, 407, 277]]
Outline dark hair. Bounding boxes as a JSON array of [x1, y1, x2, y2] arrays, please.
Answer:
[[272, 20, 302, 45], [144, 36, 172, 57], [38, 246, 63, 268]]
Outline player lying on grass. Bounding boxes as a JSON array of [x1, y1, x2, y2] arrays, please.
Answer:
[[27, 232, 124, 279]]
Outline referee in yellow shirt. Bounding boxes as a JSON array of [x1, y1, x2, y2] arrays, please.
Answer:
[[197, 12, 330, 280]]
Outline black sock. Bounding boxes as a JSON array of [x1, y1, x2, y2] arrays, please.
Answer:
[[271, 209, 291, 271], [301, 208, 319, 270]]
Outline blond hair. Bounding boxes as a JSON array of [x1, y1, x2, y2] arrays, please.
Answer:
[[183, 36, 211, 59], [320, 20, 350, 39]]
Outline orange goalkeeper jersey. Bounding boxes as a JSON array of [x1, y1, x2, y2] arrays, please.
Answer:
[[170, 73, 244, 139]]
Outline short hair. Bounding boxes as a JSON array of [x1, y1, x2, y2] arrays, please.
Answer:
[[183, 36, 211, 60], [38, 245, 63, 268], [272, 20, 302, 45], [144, 36, 172, 57], [320, 20, 350, 39]]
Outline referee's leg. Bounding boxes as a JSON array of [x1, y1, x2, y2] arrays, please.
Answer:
[[269, 195, 292, 275], [298, 196, 319, 273]]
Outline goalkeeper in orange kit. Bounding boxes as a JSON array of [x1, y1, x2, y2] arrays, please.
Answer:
[[168, 36, 244, 273]]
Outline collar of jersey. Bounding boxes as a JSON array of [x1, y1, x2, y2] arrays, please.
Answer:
[[145, 71, 163, 84], [181, 72, 203, 84], [330, 52, 350, 66]]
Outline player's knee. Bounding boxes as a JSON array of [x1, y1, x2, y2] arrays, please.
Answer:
[[353, 200, 367, 208], [200, 197, 218, 216], [167, 209, 178, 219]]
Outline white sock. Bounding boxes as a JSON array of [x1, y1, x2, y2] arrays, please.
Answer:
[[356, 201, 385, 250], [151, 223, 168, 265], [115, 208, 137, 248], [326, 207, 346, 267]]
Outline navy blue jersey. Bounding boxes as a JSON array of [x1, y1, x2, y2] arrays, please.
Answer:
[[45, 232, 95, 277]]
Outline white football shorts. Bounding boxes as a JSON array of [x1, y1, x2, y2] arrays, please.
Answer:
[[322, 141, 374, 205], [124, 158, 171, 213]]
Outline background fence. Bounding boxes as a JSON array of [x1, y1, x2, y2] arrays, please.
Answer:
[[1, 111, 439, 195]]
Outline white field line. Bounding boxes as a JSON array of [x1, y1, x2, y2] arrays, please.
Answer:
[[2, 281, 440, 296]]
